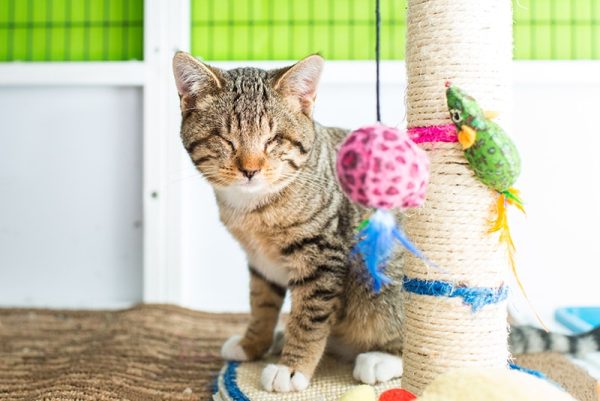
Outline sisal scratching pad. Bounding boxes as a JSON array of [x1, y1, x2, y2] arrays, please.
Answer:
[[514, 353, 599, 401], [213, 356, 401, 401]]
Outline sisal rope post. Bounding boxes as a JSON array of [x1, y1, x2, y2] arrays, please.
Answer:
[[401, 0, 513, 394]]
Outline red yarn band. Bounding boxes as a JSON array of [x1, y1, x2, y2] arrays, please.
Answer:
[[408, 124, 458, 144]]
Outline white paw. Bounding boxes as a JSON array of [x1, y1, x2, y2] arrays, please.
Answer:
[[261, 364, 310, 392], [221, 335, 249, 361], [353, 352, 403, 385]]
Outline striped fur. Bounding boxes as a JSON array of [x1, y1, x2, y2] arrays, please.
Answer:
[[173, 52, 599, 389], [510, 325, 600, 357]]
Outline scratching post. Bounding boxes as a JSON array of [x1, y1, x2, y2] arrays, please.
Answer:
[[401, 0, 513, 394]]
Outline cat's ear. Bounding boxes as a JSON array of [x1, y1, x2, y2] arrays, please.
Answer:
[[272, 54, 324, 116], [172, 51, 224, 110]]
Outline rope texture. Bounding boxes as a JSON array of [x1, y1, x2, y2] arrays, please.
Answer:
[[402, 0, 513, 394]]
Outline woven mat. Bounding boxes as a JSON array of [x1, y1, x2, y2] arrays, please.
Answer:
[[213, 357, 403, 401], [0, 304, 597, 401]]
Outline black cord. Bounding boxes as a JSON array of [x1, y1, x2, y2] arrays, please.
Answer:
[[375, 0, 381, 122]]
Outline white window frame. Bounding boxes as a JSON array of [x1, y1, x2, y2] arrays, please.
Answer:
[[0, 0, 190, 305], [142, 0, 190, 303]]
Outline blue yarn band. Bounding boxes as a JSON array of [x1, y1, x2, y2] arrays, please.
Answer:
[[403, 278, 508, 312], [222, 362, 250, 401], [212, 375, 219, 396], [509, 363, 547, 380], [509, 362, 566, 390]]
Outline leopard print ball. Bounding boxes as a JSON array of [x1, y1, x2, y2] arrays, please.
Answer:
[[336, 124, 429, 210]]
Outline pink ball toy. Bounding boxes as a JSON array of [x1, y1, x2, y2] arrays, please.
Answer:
[[336, 124, 429, 210]]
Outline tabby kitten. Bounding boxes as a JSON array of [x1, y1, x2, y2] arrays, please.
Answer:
[[172, 52, 600, 393]]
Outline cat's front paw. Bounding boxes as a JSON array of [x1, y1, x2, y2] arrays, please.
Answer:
[[221, 335, 249, 361], [261, 364, 310, 392], [353, 352, 403, 384]]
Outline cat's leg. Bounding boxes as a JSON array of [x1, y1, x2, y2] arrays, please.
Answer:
[[221, 267, 286, 361], [269, 329, 285, 355], [326, 335, 359, 362], [261, 260, 345, 392], [353, 338, 403, 385]]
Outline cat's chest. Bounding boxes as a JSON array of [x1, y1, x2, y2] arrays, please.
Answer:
[[229, 226, 289, 287], [247, 250, 289, 288]]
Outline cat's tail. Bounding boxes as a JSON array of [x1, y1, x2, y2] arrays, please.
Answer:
[[509, 325, 600, 357]]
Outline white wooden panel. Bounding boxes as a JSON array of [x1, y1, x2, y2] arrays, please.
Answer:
[[0, 86, 143, 308], [142, 0, 190, 304], [511, 82, 600, 318], [0, 62, 145, 86]]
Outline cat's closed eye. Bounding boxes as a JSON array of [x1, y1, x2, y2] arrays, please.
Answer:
[[265, 134, 282, 152], [206, 128, 237, 153], [220, 136, 236, 152]]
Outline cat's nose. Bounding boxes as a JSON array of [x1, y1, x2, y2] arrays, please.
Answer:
[[236, 155, 264, 180], [241, 168, 259, 180]]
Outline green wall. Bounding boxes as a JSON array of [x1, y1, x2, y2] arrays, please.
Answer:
[[1, 0, 599, 62], [192, 0, 600, 61], [514, 0, 599, 59], [0, 0, 143, 61], [192, 0, 406, 60]]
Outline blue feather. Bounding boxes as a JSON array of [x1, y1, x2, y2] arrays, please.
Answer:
[[353, 209, 440, 292], [352, 209, 395, 292], [392, 226, 440, 270]]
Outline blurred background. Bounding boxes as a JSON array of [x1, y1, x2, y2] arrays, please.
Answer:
[[0, 0, 599, 317]]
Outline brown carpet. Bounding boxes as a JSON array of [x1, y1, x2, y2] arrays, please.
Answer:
[[0, 304, 597, 401]]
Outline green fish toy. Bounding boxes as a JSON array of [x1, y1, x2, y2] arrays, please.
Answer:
[[445, 82, 529, 303]]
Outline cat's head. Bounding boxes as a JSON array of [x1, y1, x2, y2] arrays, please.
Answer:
[[173, 52, 324, 198]]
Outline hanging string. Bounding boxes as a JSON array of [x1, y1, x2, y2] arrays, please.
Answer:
[[375, 0, 381, 122]]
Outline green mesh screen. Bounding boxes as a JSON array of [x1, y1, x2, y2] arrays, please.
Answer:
[[2, 1, 598, 62], [191, 0, 600, 61], [0, 0, 143, 62], [514, 0, 599, 59], [192, 0, 405, 60]]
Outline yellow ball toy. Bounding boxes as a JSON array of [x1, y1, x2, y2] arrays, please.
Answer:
[[339, 385, 377, 401]]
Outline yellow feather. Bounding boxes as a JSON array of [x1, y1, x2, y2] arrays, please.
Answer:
[[488, 195, 507, 234], [508, 200, 526, 215], [489, 193, 548, 331], [507, 187, 526, 215], [508, 187, 520, 196], [484, 110, 499, 119]]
